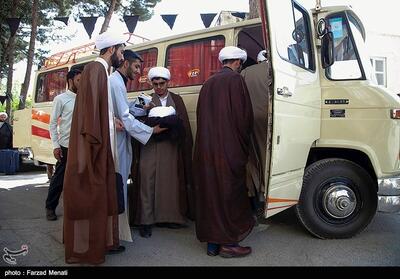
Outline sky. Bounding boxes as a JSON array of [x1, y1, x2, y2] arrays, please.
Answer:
[[10, 0, 400, 85]]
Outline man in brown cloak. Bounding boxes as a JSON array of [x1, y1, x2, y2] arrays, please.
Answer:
[[63, 31, 126, 265], [193, 46, 255, 258], [129, 66, 194, 238], [241, 50, 273, 221]]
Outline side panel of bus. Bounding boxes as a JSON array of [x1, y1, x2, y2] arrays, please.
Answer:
[[265, 0, 321, 217], [30, 67, 69, 165], [12, 108, 31, 148]]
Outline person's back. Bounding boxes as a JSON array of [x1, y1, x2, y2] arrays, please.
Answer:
[[195, 68, 251, 156], [241, 57, 272, 207], [193, 46, 255, 258]]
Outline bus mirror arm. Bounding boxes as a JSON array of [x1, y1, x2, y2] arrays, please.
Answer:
[[321, 31, 334, 69]]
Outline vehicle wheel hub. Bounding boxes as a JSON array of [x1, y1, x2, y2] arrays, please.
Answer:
[[322, 183, 357, 219]]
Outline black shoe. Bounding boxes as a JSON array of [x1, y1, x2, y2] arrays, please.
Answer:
[[46, 208, 57, 221], [207, 243, 220, 256], [107, 245, 125, 255], [139, 225, 152, 238]]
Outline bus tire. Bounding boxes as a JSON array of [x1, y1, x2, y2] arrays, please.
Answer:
[[295, 158, 377, 239]]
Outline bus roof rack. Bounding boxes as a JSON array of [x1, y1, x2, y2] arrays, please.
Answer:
[[41, 33, 150, 70]]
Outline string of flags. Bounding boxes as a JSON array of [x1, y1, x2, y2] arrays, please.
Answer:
[[0, 11, 248, 104], [4, 12, 246, 40]]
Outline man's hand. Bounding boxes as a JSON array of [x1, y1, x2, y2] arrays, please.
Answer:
[[53, 148, 63, 162], [143, 101, 156, 111], [115, 118, 124, 131], [152, 125, 168, 134]]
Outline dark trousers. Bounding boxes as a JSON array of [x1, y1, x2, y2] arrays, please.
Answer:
[[45, 146, 68, 211]]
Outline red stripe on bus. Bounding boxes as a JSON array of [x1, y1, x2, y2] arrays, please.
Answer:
[[267, 198, 298, 203], [32, 109, 50, 124], [32, 125, 51, 139]]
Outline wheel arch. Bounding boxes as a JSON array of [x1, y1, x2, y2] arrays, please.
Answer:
[[306, 147, 378, 192]]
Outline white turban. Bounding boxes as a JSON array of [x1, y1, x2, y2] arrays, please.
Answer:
[[148, 106, 176, 118], [0, 112, 8, 119], [257, 50, 267, 62], [148, 67, 171, 81], [95, 31, 127, 50], [218, 46, 247, 63]]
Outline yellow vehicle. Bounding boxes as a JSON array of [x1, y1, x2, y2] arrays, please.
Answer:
[[13, 0, 400, 238]]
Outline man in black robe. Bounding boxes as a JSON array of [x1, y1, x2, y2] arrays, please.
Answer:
[[0, 112, 12, 150], [193, 46, 255, 258]]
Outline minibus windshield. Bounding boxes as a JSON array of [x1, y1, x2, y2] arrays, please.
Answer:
[[347, 13, 375, 83], [325, 11, 371, 81]]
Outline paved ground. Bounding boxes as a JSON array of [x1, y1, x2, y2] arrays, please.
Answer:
[[0, 166, 400, 267]]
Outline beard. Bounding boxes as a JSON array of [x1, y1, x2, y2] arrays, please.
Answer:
[[111, 52, 123, 68]]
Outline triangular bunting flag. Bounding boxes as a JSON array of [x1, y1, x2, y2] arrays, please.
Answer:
[[0, 96, 6, 105], [123, 15, 139, 33], [6, 18, 21, 37], [231, 12, 247, 19], [54, 16, 69, 25], [200, 13, 217, 28], [161, 14, 177, 30], [80, 16, 98, 39]]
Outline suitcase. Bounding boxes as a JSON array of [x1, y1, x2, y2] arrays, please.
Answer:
[[0, 149, 20, 175]]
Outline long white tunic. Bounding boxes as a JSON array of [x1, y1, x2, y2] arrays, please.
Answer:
[[109, 71, 153, 241]]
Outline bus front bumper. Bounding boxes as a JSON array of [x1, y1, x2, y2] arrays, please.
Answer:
[[377, 177, 400, 213]]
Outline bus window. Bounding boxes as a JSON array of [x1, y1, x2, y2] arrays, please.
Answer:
[[166, 36, 225, 88], [325, 13, 365, 80], [35, 68, 68, 103], [274, 0, 315, 71], [127, 48, 158, 92], [237, 25, 264, 69]]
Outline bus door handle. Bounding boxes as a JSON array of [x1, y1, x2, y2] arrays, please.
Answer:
[[277, 87, 293, 97]]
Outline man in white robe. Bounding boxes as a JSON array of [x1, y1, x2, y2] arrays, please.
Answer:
[[110, 50, 165, 241]]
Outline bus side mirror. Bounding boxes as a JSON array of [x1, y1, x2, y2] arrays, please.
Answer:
[[321, 31, 334, 69]]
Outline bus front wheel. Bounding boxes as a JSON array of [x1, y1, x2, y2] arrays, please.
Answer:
[[295, 158, 377, 239]]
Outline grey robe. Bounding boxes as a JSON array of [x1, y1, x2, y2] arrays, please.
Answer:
[[138, 93, 186, 225], [241, 61, 273, 199]]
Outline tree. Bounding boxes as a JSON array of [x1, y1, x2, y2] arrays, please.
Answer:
[[249, 0, 260, 19], [100, 0, 118, 34], [16, 0, 84, 110], [18, 0, 38, 110], [99, 0, 161, 34], [0, 82, 32, 115], [0, 0, 161, 110], [0, 0, 28, 82], [1, 0, 30, 120], [4, 0, 20, 119]]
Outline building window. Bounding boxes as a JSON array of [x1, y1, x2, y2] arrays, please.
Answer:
[[370, 57, 387, 87]]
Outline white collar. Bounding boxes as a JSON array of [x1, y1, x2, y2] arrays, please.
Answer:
[[95, 57, 110, 76], [65, 89, 76, 96], [158, 92, 169, 101]]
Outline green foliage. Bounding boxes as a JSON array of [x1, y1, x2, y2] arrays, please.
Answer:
[[0, 82, 32, 113], [117, 0, 160, 21], [67, 0, 161, 21], [0, 0, 160, 107]]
